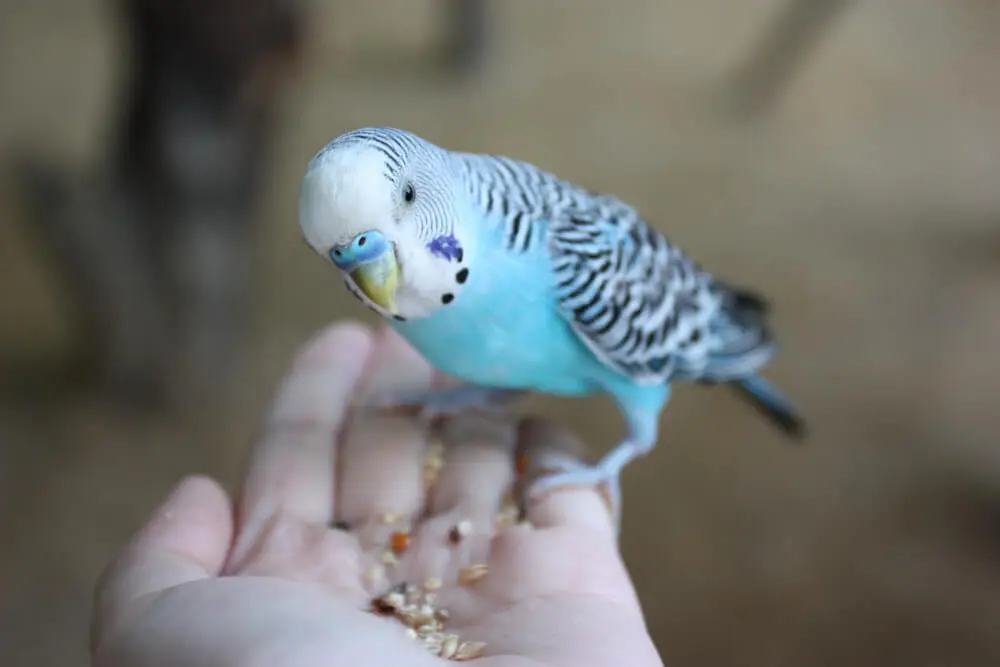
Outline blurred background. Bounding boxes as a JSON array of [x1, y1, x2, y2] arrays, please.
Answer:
[[2, 0, 1000, 665]]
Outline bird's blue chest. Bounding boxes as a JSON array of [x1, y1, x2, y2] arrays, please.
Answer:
[[388, 239, 603, 396]]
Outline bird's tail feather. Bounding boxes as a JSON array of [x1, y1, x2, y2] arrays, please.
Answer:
[[698, 284, 805, 439], [729, 373, 806, 439]]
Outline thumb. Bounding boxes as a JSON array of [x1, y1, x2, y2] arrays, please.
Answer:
[[92, 475, 233, 652]]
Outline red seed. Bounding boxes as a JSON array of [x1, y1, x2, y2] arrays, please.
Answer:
[[390, 531, 410, 553], [371, 597, 395, 615], [515, 453, 528, 476]]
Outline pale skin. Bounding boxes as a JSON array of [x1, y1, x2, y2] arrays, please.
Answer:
[[90, 322, 665, 667]]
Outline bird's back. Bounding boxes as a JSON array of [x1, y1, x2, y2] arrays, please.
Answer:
[[450, 150, 779, 389]]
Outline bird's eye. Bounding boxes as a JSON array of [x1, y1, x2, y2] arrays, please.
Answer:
[[403, 182, 416, 204]]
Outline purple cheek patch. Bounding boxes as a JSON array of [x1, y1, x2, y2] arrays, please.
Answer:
[[426, 234, 463, 262]]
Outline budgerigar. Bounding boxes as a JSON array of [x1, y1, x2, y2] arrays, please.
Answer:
[[298, 127, 805, 516]]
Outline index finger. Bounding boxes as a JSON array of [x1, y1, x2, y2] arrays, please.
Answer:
[[228, 322, 373, 570], [92, 476, 233, 654]]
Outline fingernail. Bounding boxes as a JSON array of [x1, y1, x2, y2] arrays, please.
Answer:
[[158, 475, 208, 517], [527, 450, 586, 475]]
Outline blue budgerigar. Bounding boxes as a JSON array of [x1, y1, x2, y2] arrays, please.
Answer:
[[298, 127, 805, 515]]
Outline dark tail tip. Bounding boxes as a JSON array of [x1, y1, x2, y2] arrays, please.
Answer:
[[730, 288, 771, 317], [729, 375, 807, 441]]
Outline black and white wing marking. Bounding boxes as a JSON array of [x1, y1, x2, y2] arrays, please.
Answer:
[[549, 202, 772, 385], [455, 151, 776, 385], [456, 152, 600, 254]]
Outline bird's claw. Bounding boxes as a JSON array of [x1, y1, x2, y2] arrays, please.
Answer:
[[524, 438, 653, 532], [527, 464, 623, 530]]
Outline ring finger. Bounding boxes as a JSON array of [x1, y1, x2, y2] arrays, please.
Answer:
[[404, 410, 519, 590]]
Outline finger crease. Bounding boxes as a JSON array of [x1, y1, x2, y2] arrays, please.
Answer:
[[262, 416, 339, 439]]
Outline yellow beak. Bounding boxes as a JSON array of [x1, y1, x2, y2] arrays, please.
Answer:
[[349, 251, 399, 314]]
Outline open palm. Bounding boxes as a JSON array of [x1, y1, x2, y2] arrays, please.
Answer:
[[91, 323, 663, 667]]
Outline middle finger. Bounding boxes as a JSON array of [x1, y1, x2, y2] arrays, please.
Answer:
[[335, 327, 437, 548]]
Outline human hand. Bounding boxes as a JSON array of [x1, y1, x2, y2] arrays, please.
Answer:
[[91, 321, 664, 667]]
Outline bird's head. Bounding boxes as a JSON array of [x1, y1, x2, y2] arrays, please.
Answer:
[[299, 127, 472, 320]]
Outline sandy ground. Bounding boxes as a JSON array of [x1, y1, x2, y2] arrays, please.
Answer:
[[2, 1, 1000, 665]]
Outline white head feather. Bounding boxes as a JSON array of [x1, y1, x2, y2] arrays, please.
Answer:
[[298, 128, 474, 319]]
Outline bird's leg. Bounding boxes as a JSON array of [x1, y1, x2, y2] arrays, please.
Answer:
[[526, 385, 668, 529], [366, 386, 525, 426]]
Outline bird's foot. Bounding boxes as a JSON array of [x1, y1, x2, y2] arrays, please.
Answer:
[[526, 439, 651, 531], [366, 386, 523, 427]]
